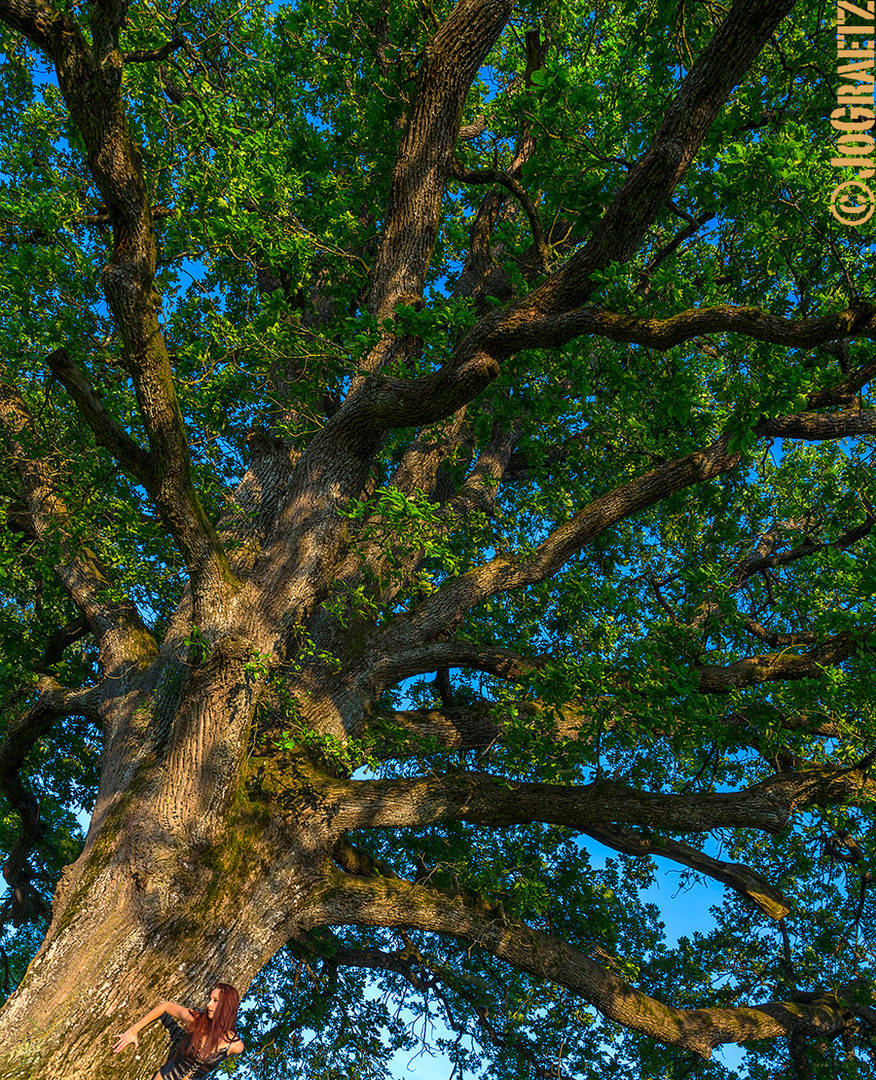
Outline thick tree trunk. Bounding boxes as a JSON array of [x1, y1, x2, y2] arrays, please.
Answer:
[[0, 668, 329, 1080]]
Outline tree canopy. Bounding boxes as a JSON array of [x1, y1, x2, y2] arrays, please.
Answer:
[[0, 0, 875, 1077]]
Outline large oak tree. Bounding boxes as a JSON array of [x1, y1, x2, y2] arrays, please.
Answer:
[[0, 0, 875, 1076]]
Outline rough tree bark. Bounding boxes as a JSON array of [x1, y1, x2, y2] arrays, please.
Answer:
[[0, 0, 874, 1076]]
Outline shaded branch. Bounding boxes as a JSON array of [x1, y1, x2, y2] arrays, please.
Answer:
[[809, 353, 876, 408], [43, 11, 236, 620], [685, 509, 875, 644], [449, 419, 522, 513], [0, 678, 101, 926], [736, 509, 874, 579], [366, 701, 577, 757], [332, 837, 400, 881], [366, 701, 846, 760], [45, 348, 241, 609], [501, 434, 588, 484], [309, 641, 546, 746], [0, 378, 157, 669], [387, 411, 471, 500], [0, 0, 65, 50], [307, 412, 478, 620], [451, 146, 540, 307], [122, 35, 184, 63], [475, 300, 876, 358], [451, 27, 547, 308], [450, 159, 548, 267], [77, 206, 176, 227], [40, 615, 90, 670], [636, 211, 716, 296], [758, 408, 876, 441], [46, 348, 153, 481], [582, 823, 791, 919], [369, 639, 546, 689], [738, 618, 816, 648], [696, 629, 872, 694], [351, 415, 518, 611]]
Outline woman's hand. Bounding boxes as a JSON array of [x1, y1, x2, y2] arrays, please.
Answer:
[[112, 1028, 139, 1055]]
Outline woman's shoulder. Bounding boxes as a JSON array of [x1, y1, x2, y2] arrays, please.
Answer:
[[224, 1032, 245, 1055]]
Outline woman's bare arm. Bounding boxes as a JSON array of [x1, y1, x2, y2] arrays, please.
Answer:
[[113, 1001, 194, 1054]]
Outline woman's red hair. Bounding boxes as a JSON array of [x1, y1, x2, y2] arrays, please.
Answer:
[[186, 983, 240, 1060]]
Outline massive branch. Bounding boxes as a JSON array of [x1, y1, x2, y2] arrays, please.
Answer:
[[366, 640, 544, 689], [375, 435, 741, 643], [366, 0, 514, 320], [759, 408, 876, 441], [474, 301, 876, 355], [330, 761, 875, 834], [366, 701, 847, 763], [313, 868, 855, 1058]]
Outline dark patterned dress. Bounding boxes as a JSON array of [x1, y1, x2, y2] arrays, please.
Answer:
[[158, 1013, 239, 1079]]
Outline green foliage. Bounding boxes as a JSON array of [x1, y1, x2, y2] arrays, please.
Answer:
[[1, 0, 875, 1077]]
